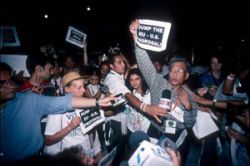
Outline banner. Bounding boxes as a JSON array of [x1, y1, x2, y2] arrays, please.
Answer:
[[136, 19, 171, 52]]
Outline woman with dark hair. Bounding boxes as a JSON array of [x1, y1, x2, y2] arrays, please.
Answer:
[[126, 68, 151, 134]]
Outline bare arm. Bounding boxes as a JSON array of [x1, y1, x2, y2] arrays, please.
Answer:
[[83, 41, 88, 66], [125, 93, 167, 123], [71, 96, 114, 108], [192, 92, 227, 109], [223, 74, 236, 95], [45, 117, 81, 145]]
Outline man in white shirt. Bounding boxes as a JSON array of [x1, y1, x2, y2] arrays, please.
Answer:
[[103, 53, 166, 164]]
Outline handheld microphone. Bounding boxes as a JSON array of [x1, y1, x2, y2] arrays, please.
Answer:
[[129, 131, 150, 152], [158, 89, 172, 126], [159, 89, 171, 111]]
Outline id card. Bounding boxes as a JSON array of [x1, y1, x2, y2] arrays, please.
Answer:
[[165, 120, 176, 134]]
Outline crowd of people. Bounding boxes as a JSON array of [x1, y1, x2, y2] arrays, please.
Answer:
[[0, 20, 249, 166]]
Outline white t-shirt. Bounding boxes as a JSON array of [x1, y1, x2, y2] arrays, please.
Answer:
[[104, 70, 131, 96], [104, 70, 131, 122], [44, 111, 101, 156], [87, 84, 100, 96], [127, 90, 151, 133]]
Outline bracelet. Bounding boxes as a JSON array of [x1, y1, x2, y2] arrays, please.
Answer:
[[140, 102, 145, 110], [96, 99, 100, 108], [212, 99, 217, 107], [142, 104, 147, 112]]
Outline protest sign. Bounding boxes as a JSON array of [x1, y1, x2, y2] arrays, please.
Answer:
[[65, 26, 87, 48], [0, 26, 21, 47], [76, 108, 105, 134], [136, 19, 171, 52]]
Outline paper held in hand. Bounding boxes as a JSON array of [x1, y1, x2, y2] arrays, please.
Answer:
[[65, 26, 87, 48], [75, 108, 105, 134], [192, 110, 219, 139], [136, 19, 171, 52]]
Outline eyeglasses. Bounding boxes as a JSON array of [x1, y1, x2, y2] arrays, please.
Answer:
[[0, 80, 15, 88], [169, 68, 186, 75]]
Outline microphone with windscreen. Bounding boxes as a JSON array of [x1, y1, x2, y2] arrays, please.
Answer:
[[129, 130, 150, 153], [158, 89, 171, 126], [159, 89, 171, 111]]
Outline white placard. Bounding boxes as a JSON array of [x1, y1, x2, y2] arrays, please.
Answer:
[[192, 110, 219, 139], [76, 108, 105, 134], [65, 26, 87, 48], [136, 19, 171, 52], [0, 26, 21, 47], [98, 147, 117, 166], [0, 54, 30, 77]]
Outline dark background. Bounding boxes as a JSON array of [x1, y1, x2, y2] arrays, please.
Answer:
[[1, 0, 249, 65]]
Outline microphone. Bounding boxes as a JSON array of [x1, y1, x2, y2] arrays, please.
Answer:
[[159, 89, 171, 111], [157, 89, 171, 127], [129, 130, 150, 152]]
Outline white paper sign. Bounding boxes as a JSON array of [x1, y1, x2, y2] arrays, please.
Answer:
[[76, 108, 105, 134], [192, 110, 219, 139], [0, 26, 21, 47], [136, 19, 171, 52], [65, 26, 87, 48], [0, 54, 30, 77]]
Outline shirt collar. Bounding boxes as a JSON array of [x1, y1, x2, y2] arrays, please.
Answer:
[[110, 70, 124, 78]]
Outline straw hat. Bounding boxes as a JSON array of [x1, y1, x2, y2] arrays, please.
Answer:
[[62, 71, 90, 87]]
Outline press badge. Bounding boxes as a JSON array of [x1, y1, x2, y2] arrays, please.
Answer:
[[170, 106, 184, 122], [165, 120, 176, 134]]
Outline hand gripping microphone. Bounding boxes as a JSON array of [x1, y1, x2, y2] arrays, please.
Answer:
[[159, 89, 171, 111], [149, 89, 172, 134]]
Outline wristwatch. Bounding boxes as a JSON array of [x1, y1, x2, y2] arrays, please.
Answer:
[[96, 99, 100, 108], [212, 99, 217, 107]]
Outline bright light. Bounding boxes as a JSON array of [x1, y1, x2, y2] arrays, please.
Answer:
[[86, 6, 91, 11], [241, 39, 245, 42], [44, 14, 48, 19]]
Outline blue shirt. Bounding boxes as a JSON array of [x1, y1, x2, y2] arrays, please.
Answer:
[[0, 92, 72, 160]]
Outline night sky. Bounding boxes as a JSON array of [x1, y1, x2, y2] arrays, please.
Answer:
[[1, 0, 250, 65]]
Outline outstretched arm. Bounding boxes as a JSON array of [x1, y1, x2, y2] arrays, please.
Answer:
[[72, 95, 114, 108], [125, 93, 167, 123]]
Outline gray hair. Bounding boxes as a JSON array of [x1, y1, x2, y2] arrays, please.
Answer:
[[168, 56, 191, 73]]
